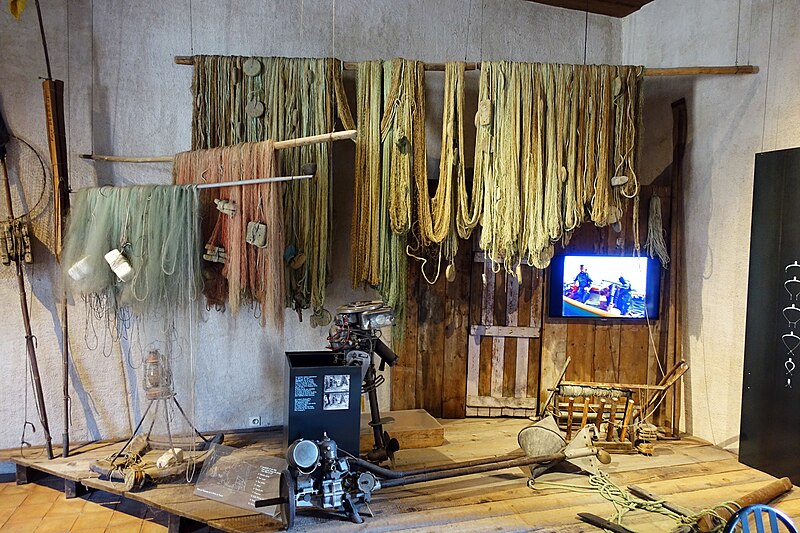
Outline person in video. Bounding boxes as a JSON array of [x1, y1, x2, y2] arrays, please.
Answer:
[[615, 276, 632, 314], [574, 265, 593, 303]]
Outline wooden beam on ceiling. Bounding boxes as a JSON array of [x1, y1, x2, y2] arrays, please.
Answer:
[[527, 0, 657, 18]]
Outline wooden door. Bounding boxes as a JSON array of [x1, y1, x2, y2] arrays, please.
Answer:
[[465, 252, 543, 417]]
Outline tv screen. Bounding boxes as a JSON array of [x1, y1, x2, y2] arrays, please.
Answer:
[[549, 255, 661, 319]]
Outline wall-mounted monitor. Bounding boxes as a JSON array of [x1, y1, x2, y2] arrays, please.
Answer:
[[548, 254, 661, 320]]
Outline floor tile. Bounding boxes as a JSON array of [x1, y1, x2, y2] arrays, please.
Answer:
[[71, 509, 113, 530], [22, 490, 62, 506], [0, 508, 15, 528], [0, 492, 28, 509], [34, 515, 78, 533], [47, 497, 88, 515], [104, 522, 143, 533], [108, 510, 145, 527], [0, 483, 30, 495], [0, 516, 42, 532], [6, 502, 54, 523], [139, 521, 168, 533]]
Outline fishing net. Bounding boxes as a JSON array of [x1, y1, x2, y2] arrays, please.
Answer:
[[191, 55, 354, 325], [0, 135, 53, 254], [60, 185, 201, 317], [173, 140, 285, 329]]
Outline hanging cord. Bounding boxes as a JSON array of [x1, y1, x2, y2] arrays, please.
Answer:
[[351, 60, 384, 287], [645, 195, 670, 268], [375, 61, 408, 316]]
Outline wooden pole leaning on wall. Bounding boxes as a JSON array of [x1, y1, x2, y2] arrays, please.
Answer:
[[174, 56, 757, 76], [79, 130, 357, 164]]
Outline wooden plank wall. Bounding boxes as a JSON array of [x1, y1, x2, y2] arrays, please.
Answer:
[[391, 240, 471, 418], [393, 186, 673, 425]]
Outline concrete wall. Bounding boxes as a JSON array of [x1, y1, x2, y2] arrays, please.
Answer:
[[623, 0, 800, 449], [0, 0, 620, 450]]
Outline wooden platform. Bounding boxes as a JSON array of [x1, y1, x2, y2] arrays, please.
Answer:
[[359, 409, 444, 452], [3, 418, 800, 532]]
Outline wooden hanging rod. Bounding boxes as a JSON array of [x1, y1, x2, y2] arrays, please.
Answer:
[[173, 56, 758, 76], [195, 174, 312, 188], [80, 129, 357, 164]]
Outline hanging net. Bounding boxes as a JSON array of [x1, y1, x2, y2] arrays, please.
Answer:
[[61, 184, 201, 318], [173, 140, 285, 329], [191, 55, 354, 325]]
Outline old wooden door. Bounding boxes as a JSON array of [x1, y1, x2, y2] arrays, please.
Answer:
[[465, 252, 543, 417]]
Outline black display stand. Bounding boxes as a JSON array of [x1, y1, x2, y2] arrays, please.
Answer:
[[284, 351, 362, 456], [740, 147, 800, 484]]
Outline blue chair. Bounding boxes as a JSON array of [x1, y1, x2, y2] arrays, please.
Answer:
[[723, 504, 798, 533]]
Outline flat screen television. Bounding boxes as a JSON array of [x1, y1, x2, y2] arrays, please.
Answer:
[[548, 254, 661, 320]]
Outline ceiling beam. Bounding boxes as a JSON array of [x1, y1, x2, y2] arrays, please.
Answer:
[[527, 0, 657, 18]]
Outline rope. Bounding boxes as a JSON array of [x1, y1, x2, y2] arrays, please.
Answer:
[[532, 471, 740, 532], [352, 60, 383, 287], [645, 194, 670, 268], [350, 60, 408, 318], [475, 62, 644, 271]]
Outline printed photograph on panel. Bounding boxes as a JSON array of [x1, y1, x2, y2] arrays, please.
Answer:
[[323, 392, 349, 410], [324, 374, 350, 393]]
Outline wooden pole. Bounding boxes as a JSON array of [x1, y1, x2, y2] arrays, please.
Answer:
[[595, 398, 606, 431], [174, 56, 757, 76], [669, 99, 687, 439], [580, 397, 590, 428], [1, 158, 54, 460], [697, 477, 793, 532], [566, 397, 575, 439], [80, 130, 357, 164]]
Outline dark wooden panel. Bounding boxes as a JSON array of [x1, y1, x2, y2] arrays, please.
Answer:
[[741, 148, 800, 485], [442, 245, 471, 418], [528, 0, 657, 18], [478, 335, 493, 397], [593, 323, 620, 382], [565, 322, 595, 380], [619, 324, 650, 385], [416, 269, 446, 417], [392, 261, 419, 411], [527, 337, 542, 398]]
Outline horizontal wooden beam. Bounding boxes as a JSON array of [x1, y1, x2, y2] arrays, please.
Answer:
[[80, 130, 357, 164], [470, 325, 541, 339], [174, 56, 757, 77], [644, 65, 759, 76], [526, 0, 656, 19], [560, 379, 667, 391], [466, 395, 538, 409]]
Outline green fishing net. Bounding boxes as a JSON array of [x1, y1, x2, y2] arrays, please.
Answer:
[[61, 185, 201, 317]]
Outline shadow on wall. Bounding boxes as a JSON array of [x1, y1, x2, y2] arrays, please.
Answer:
[[0, 92, 104, 444], [91, 36, 114, 188]]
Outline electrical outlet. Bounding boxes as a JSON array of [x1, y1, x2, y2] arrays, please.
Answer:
[[248, 415, 261, 428]]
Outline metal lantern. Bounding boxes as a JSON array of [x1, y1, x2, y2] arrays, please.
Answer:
[[143, 349, 173, 400]]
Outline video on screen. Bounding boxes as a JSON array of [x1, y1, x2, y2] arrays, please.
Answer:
[[562, 256, 650, 318]]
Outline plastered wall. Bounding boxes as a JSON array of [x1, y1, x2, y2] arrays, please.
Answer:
[[623, 0, 800, 449], [0, 0, 620, 451]]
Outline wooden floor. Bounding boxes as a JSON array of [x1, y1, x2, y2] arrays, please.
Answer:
[[3, 418, 799, 532]]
